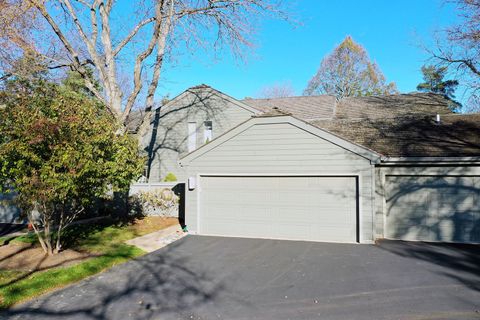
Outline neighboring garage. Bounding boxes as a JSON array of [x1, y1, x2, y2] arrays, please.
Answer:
[[199, 175, 358, 242], [180, 111, 480, 244], [380, 168, 480, 243]]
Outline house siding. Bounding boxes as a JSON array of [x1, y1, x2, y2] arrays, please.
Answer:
[[183, 122, 376, 243], [140, 90, 254, 182]]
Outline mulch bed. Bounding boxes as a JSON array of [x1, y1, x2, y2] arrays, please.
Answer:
[[0, 243, 93, 271]]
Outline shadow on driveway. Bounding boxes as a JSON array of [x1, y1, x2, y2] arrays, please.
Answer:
[[2, 236, 480, 320], [3, 236, 223, 320], [377, 239, 480, 292]]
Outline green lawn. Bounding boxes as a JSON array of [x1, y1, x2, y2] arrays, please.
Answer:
[[0, 217, 173, 309]]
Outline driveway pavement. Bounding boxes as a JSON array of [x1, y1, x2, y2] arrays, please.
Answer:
[[3, 236, 480, 320]]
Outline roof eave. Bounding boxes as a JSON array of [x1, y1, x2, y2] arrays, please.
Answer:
[[380, 156, 480, 165]]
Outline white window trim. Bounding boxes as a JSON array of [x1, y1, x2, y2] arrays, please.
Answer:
[[204, 120, 213, 143], [188, 122, 197, 152]]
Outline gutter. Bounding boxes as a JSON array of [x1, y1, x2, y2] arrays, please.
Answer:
[[380, 156, 480, 165]]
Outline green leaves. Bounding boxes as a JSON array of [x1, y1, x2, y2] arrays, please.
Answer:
[[0, 76, 143, 217], [417, 65, 461, 111]]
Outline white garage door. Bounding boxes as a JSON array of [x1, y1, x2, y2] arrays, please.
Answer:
[[386, 175, 480, 243], [199, 176, 358, 243]]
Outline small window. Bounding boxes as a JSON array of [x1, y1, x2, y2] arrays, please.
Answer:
[[204, 120, 213, 143], [188, 122, 196, 152]]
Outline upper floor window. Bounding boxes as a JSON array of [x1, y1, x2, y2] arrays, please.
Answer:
[[204, 120, 213, 143], [188, 122, 196, 152]]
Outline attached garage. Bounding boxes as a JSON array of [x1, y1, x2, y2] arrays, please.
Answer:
[[383, 172, 480, 243], [199, 175, 358, 242], [180, 113, 380, 243]]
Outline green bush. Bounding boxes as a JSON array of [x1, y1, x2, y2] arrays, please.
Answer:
[[163, 172, 177, 182], [0, 75, 144, 255]]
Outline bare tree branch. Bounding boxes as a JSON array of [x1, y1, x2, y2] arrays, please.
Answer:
[[11, 0, 291, 129], [112, 17, 156, 57], [27, 0, 107, 107]]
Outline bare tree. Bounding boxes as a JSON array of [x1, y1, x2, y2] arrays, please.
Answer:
[[304, 36, 397, 100], [0, 0, 289, 132], [428, 0, 480, 111], [256, 81, 295, 98]]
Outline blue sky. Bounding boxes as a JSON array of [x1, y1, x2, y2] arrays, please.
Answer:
[[158, 0, 459, 100]]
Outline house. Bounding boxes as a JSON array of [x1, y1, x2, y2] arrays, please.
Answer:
[[140, 85, 480, 244], [136, 84, 336, 182]]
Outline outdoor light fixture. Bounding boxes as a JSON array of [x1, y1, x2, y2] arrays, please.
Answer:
[[188, 177, 196, 190]]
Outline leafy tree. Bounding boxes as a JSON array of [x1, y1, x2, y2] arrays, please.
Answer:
[[417, 65, 461, 110], [0, 77, 143, 255], [304, 36, 397, 99], [62, 67, 101, 97]]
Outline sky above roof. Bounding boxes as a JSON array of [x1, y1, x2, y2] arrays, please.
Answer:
[[157, 0, 459, 100]]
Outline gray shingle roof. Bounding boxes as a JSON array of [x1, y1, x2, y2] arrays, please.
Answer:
[[243, 93, 454, 121], [242, 95, 336, 120], [335, 93, 454, 119], [129, 83, 478, 157], [311, 113, 480, 157]]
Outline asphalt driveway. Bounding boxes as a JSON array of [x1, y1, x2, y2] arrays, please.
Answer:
[[3, 235, 480, 320]]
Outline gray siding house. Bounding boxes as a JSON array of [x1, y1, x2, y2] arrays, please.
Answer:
[[136, 85, 261, 182], [137, 85, 480, 244]]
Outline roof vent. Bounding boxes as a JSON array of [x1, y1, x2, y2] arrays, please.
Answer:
[[436, 114, 441, 124]]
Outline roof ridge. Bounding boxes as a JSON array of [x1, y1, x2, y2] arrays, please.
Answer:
[[339, 92, 447, 101], [242, 94, 335, 101]]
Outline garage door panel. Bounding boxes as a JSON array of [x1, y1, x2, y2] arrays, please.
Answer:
[[204, 220, 270, 238], [199, 176, 358, 243], [386, 175, 480, 243]]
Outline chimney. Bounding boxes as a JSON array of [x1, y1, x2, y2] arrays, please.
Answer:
[[436, 114, 441, 124]]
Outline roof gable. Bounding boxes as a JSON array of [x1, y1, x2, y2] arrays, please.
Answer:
[[158, 84, 260, 115], [179, 114, 381, 165]]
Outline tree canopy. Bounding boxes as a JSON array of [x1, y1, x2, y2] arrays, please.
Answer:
[[304, 36, 397, 99], [417, 65, 461, 110], [0, 74, 143, 255]]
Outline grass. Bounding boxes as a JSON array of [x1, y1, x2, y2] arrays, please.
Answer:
[[0, 232, 39, 246], [0, 216, 175, 309]]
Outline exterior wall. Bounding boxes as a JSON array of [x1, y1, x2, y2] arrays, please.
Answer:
[[141, 89, 255, 182], [182, 122, 377, 243], [375, 165, 480, 241], [0, 192, 22, 223]]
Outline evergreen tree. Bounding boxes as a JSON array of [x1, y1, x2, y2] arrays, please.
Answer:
[[417, 65, 461, 110]]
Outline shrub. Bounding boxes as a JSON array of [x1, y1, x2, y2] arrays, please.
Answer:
[[163, 172, 177, 182]]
